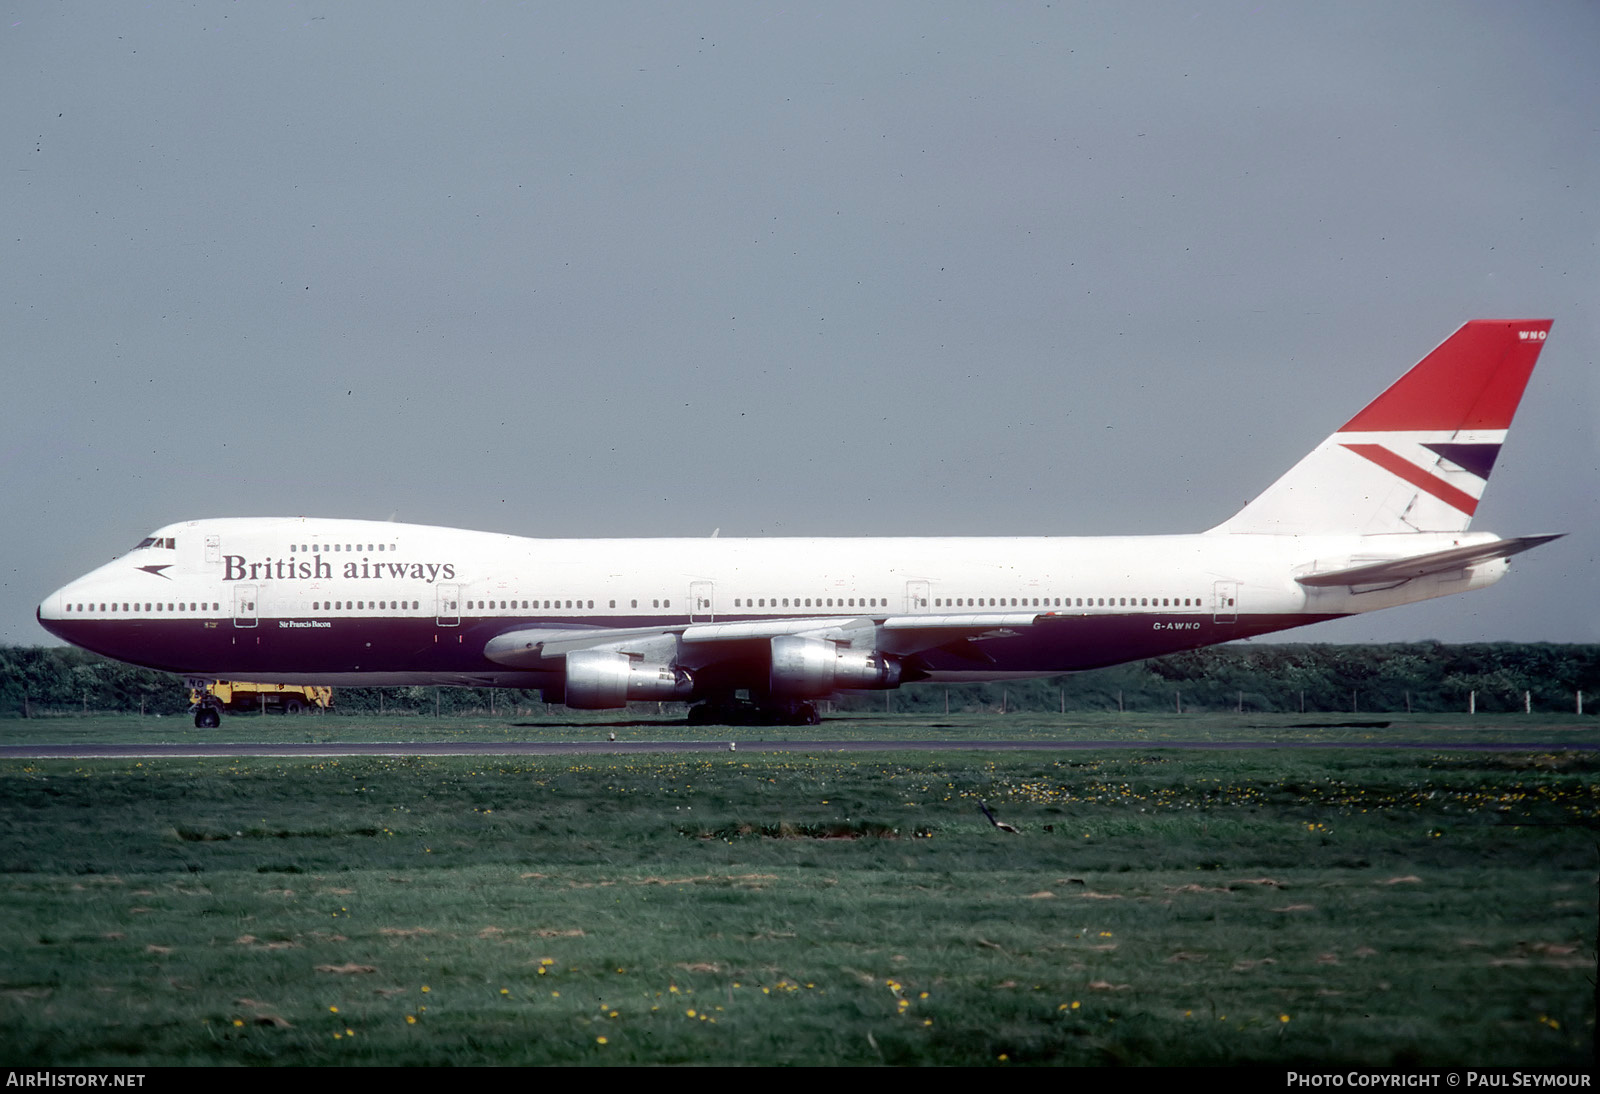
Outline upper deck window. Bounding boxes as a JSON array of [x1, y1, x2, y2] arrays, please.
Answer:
[[133, 536, 175, 550]]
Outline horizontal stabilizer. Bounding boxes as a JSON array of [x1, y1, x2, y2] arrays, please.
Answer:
[[1295, 534, 1563, 588]]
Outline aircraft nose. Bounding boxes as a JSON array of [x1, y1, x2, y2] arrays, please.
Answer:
[[37, 588, 70, 642]]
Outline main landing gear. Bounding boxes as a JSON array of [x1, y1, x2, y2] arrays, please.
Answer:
[[686, 696, 821, 727]]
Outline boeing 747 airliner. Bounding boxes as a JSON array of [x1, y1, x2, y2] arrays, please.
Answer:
[[39, 320, 1560, 727]]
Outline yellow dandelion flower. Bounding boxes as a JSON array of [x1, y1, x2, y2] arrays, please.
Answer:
[[329, 1006, 339, 1014], [406, 1015, 416, 1025], [596, 1036, 608, 1045], [232, 1018, 244, 1027], [1279, 1014, 1290, 1024], [420, 985, 430, 993], [500, 988, 509, 995]]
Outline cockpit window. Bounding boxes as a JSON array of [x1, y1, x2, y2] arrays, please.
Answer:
[[133, 536, 176, 550]]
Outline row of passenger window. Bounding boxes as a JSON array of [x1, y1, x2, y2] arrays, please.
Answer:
[[934, 596, 1205, 608], [454, 594, 1204, 614], [729, 596, 1200, 610], [63, 600, 435, 614], [466, 599, 665, 610], [66, 595, 1211, 618], [65, 602, 219, 613], [311, 601, 421, 611], [733, 597, 885, 609], [292, 543, 396, 554], [458, 597, 880, 613]]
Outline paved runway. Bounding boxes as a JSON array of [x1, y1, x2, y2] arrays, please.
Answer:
[[3, 738, 1596, 759]]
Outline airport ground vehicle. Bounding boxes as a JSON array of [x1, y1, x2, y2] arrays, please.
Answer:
[[187, 680, 332, 727]]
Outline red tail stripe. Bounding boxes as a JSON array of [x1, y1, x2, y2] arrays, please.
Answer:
[[1340, 320, 1551, 432], [1341, 444, 1479, 516]]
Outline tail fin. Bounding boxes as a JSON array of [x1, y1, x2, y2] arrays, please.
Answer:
[[1210, 320, 1552, 536]]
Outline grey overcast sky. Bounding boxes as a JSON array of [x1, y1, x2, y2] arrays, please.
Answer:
[[3, 1, 1596, 647]]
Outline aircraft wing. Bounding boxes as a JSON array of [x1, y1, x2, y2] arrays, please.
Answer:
[[1294, 534, 1563, 588], [482, 612, 1055, 669], [876, 613, 1050, 657], [484, 625, 685, 665], [685, 612, 1051, 657]]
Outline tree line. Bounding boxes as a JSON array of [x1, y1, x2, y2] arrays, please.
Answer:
[[2, 642, 1595, 717]]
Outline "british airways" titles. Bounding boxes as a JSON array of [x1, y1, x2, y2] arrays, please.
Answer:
[[222, 555, 458, 583]]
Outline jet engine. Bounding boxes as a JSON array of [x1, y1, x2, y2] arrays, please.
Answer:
[[564, 649, 693, 709], [768, 634, 902, 698]]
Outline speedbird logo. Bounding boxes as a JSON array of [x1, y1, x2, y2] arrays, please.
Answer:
[[222, 554, 457, 583]]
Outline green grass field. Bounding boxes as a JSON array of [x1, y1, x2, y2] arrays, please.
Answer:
[[0, 714, 1595, 1066]]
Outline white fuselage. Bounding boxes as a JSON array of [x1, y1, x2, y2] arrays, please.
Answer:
[[38, 516, 1509, 690], [35, 320, 1555, 715]]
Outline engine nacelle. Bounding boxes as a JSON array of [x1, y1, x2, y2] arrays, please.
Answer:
[[768, 635, 902, 698], [564, 649, 693, 710]]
